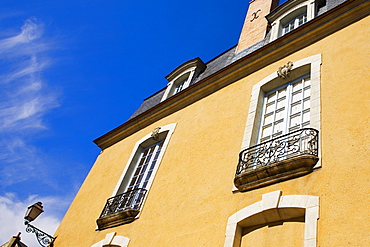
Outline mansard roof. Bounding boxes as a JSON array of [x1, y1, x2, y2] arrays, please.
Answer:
[[128, 0, 348, 121], [94, 0, 356, 149]]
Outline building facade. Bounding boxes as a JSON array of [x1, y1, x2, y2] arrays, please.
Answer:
[[54, 0, 370, 246]]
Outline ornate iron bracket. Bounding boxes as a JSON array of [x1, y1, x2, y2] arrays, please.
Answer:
[[25, 222, 56, 247]]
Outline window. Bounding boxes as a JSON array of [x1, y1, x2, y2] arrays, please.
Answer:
[[97, 123, 176, 230], [281, 12, 307, 35], [241, 55, 321, 152], [125, 140, 164, 193], [174, 78, 186, 94], [267, 0, 317, 41], [170, 73, 190, 96], [161, 57, 206, 101], [234, 55, 321, 192], [259, 75, 310, 143]]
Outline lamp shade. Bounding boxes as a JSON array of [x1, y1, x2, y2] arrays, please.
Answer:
[[25, 202, 44, 222]]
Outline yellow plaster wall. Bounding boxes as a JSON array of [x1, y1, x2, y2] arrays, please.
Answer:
[[54, 15, 370, 247]]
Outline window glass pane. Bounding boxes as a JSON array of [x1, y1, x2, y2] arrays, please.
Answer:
[[302, 110, 310, 123], [292, 90, 303, 102], [290, 113, 301, 128], [266, 102, 275, 113], [293, 81, 302, 91], [275, 107, 286, 120], [263, 113, 274, 125], [274, 119, 284, 134], [262, 125, 272, 139], [303, 86, 311, 98], [267, 92, 276, 103], [304, 77, 311, 86], [276, 97, 286, 109], [278, 88, 286, 97], [291, 101, 302, 115], [303, 98, 310, 110]]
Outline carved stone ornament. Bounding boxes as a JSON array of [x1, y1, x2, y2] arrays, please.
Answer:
[[151, 127, 161, 140], [277, 61, 294, 79]]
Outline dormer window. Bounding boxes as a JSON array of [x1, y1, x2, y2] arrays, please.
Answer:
[[172, 73, 190, 95], [267, 0, 319, 42], [161, 57, 206, 102], [281, 11, 307, 35]]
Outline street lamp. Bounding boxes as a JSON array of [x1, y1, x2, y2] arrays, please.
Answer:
[[24, 202, 56, 247]]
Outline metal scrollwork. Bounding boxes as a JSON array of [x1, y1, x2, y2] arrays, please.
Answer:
[[236, 128, 319, 175], [25, 222, 56, 247], [100, 188, 147, 218]]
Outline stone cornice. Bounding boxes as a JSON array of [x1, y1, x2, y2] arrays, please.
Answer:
[[94, 0, 369, 150]]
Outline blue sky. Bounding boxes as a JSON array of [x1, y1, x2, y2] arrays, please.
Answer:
[[0, 0, 287, 245]]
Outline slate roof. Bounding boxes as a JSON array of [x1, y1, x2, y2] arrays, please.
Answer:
[[128, 0, 348, 120]]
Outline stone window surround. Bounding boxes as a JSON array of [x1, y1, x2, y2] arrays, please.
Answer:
[[91, 232, 130, 247], [235, 54, 321, 191], [241, 54, 321, 152], [224, 190, 319, 247], [110, 123, 177, 215], [268, 0, 316, 42]]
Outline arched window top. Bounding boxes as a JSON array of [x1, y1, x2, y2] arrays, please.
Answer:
[[224, 191, 319, 247], [91, 232, 130, 247], [165, 57, 206, 82]]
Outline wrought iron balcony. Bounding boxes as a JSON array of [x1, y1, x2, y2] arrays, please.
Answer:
[[97, 188, 147, 230], [234, 128, 319, 192]]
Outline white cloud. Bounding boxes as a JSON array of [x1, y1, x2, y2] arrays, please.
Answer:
[[0, 18, 43, 53], [0, 193, 64, 247], [0, 18, 70, 247], [0, 18, 60, 186]]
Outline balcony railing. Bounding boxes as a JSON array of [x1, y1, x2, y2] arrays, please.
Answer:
[[234, 128, 319, 192], [97, 188, 147, 230]]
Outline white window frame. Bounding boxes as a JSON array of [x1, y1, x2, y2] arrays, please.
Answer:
[[269, 0, 316, 41], [111, 123, 177, 214], [161, 57, 206, 101], [281, 12, 308, 35], [259, 74, 311, 143]]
